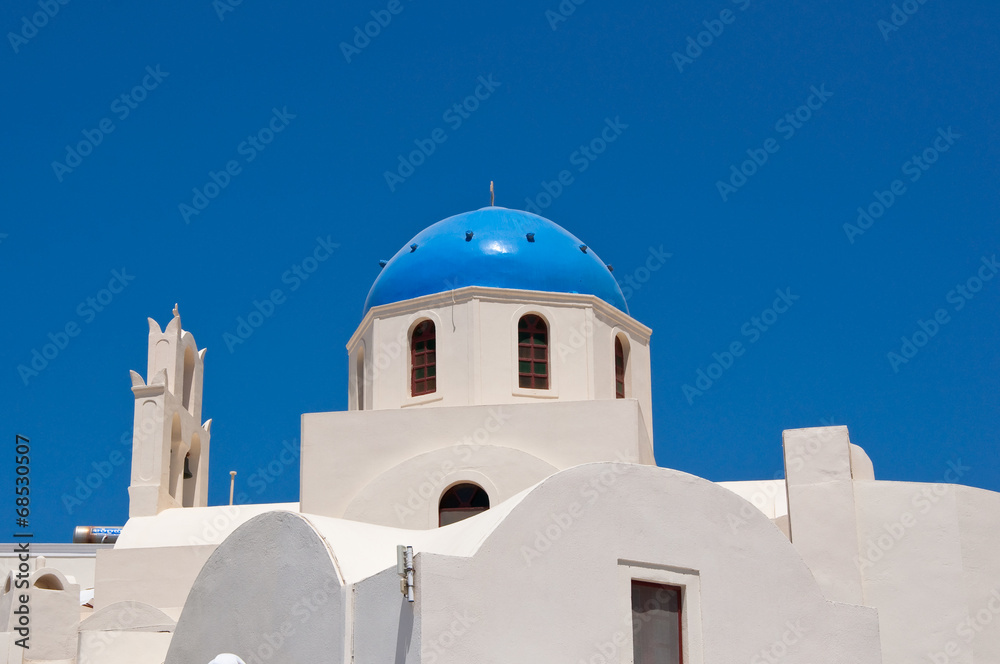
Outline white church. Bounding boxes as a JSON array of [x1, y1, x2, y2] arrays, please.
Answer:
[[4, 205, 1000, 664]]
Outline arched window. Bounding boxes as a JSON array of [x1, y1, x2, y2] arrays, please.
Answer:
[[182, 345, 195, 411], [518, 315, 548, 389], [439, 483, 490, 526], [411, 320, 436, 396], [182, 434, 199, 508], [32, 573, 65, 591], [168, 413, 183, 499], [615, 336, 627, 399]]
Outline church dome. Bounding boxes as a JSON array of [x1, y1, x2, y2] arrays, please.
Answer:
[[364, 207, 628, 314]]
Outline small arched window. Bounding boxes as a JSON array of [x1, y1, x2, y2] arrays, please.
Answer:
[[168, 413, 183, 499], [439, 483, 490, 526], [32, 573, 65, 591], [411, 320, 436, 396], [518, 315, 548, 389], [615, 336, 627, 399], [182, 345, 195, 411]]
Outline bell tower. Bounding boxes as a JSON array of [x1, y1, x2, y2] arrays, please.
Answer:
[[127, 305, 212, 517]]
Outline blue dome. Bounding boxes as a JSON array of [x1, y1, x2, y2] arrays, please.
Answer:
[[364, 207, 628, 314]]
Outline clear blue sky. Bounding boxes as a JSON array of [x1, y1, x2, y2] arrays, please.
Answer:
[[3, 0, 998, 541]]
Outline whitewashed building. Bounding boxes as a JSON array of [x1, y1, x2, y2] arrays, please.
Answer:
[[4, 206, 1000, 664]]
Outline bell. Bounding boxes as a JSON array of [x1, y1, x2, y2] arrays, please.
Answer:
[[183, 453, 193, 480]]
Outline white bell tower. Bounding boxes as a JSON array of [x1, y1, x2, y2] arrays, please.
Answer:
[[127, 305, 211, 517]]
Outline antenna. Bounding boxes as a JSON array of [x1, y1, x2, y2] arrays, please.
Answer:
[[490, 181, 495, 206]]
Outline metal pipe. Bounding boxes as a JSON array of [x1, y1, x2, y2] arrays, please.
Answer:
[[73, 526, 122, 544], [397, 544, 415, 602], [404, 546, 414, 603]]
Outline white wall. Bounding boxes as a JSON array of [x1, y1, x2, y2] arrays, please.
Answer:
[[342, 444, 557, 529], [300, 399, 654, 524], [0, 544, 109, 590], [0, 568, 80, 661], [77, 600, 175, 664], [783, 426, 865, 605], [413, 463, 880, 664], [160, 463, 883, 664], [783, 425, 1000, 664], [165, 512, 347, 664], [95, 545, 215, 612], [718, 479, 789, 520], [98, 502, 299, 612], [852, 483, 1000, 664], [352, 567, 419, 664]]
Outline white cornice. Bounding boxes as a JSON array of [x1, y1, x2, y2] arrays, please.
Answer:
[[346, 286, 651, 350]]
